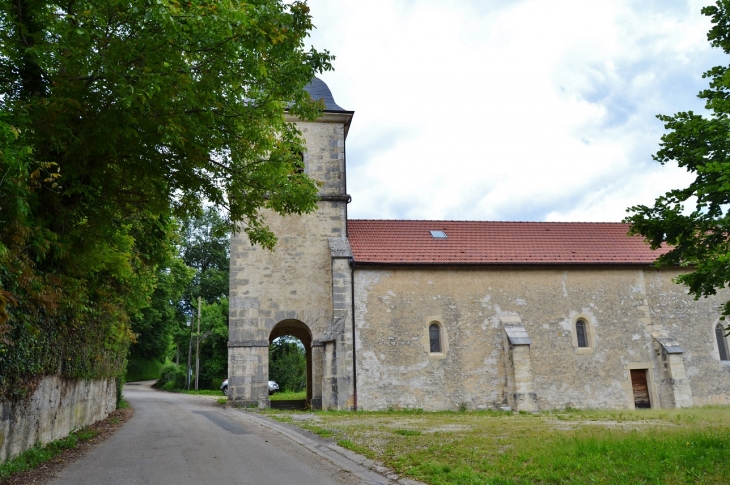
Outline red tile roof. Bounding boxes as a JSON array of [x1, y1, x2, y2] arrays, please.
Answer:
[[347, 220, 668, 265]]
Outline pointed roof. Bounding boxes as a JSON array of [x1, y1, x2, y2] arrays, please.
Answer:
[[304, 77, 348, 112], [347, 220, 668, 265]]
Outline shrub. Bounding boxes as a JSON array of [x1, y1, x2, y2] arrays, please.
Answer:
[[126, 356, 163, 382], [157, 363, 186, 390]]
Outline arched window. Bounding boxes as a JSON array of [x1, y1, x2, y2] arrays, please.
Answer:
[[716, 323, 729, 361], [576, 319, 588, 348], [429, 323, 441, 353]]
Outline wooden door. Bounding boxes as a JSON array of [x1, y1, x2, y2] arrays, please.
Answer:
[[630, 369, 651, 409]]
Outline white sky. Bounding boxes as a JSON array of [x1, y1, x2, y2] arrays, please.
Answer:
[[305, 0, 726, 222]]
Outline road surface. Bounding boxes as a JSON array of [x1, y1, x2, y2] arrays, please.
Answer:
[[48, 382, 378, 485]]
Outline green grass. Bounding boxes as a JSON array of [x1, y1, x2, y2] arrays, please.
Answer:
[[125, 356, 163, 382], [337, 439, 371, 456], [266, 406, 730, 484], [176, 389, 223, 396], [310, 427, 336, 438], [0, 428, 99, 479], [216, 397, 228, 405], [269, 390, 306, 401]]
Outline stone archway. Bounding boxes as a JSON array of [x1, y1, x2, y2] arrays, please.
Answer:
[[269, 319, 313, 407]]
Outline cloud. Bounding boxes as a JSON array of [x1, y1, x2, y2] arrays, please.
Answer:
[[306, 0, 725, 222]]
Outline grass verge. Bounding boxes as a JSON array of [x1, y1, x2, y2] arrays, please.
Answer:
[[175, 389, 222, 396], [0, 428, 98, 479], [0, 406, 134, 484], [262, 406, 730, 484]]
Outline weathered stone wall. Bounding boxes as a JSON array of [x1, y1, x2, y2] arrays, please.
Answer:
[[322, 239, 356, 410], [228, 117, 351, 408], [0, 376, 116, 462], [645, 269, 730, 405], [353, 265, 730, 411]]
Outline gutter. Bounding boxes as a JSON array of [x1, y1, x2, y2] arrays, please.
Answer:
[[348, 261, 664, 268], [349, 257, 357, 411]]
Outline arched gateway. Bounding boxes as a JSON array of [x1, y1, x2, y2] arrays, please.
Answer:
[[227, 78, 356, 409], [269, 320, 312, 406]]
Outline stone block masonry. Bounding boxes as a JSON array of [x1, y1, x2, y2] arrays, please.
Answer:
[[228, 114, 355, 409]]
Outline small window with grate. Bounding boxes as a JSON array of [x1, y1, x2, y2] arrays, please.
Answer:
[[716, 323, 729, 361], [429, 323, 442, 353], [576, 319, 588, 348]]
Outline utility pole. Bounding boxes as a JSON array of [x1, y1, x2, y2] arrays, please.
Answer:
[[195, 296, 201, 391], [186, 316, 192, 389]]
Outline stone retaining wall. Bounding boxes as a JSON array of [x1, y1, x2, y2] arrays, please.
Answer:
[[0, 376, 116, 462]]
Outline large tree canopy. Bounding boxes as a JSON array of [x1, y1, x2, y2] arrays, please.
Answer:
[[1, 0, 329, 245], [0, 0, 331, 398], [626, 0, 730, 318]]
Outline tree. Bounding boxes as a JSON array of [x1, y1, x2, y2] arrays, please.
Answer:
[[1, 0, 330, 250], [176, 207, 230, 388], [195, 297, 229, 387], [626, 1, 730, 320], [269, 336, 305, 392], [129, 254, 194, 362], [0, 0, 331, 398], [180, 208, 230, 304]]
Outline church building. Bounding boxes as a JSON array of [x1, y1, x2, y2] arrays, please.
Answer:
[[227, 78, 730, 411]]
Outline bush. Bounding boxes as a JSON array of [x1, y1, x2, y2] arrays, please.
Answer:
[[157, 363, 186, 390], [116, 375, 125, 409], [126, 356, 163, 382]]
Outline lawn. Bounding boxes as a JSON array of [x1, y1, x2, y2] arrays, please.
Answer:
[[261, 406, 730, 484], [269, 390, 306, 401]]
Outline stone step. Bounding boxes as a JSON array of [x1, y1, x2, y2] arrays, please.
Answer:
[[270, 399, 307, 410]]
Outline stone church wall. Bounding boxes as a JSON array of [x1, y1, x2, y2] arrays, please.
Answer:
[[353, 265, 730, 411], [644, 269, 730, 406]]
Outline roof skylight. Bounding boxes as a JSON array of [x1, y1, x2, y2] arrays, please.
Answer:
[[429, 230, 447, 239]]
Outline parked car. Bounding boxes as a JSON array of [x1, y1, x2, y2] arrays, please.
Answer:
[[220, 378, 279, 396], [220, 378, 229, 396]]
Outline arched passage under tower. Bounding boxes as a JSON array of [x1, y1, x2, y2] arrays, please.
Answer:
[[269, 319, 313, 407]]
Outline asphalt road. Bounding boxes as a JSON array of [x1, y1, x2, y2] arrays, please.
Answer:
[[47, 382, 375, 485]]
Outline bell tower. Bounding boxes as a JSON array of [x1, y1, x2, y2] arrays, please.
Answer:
[[227, 78, 355, 409]]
